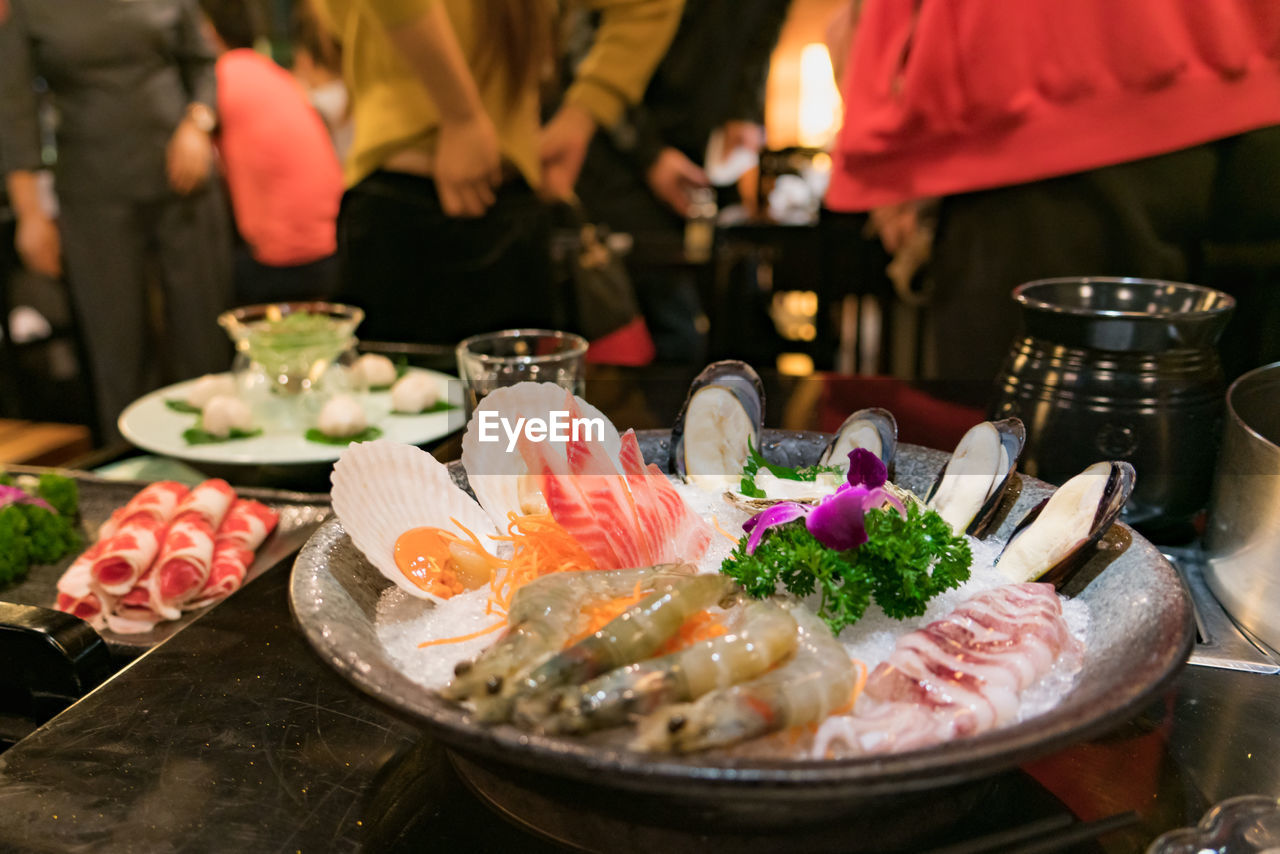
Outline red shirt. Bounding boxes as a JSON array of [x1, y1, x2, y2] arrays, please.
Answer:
[[215, 49, 343, 266], [826, 0, 1280, 211]]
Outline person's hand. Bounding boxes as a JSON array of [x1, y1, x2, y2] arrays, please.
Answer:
[[646, 148, 709, 217], [435, 112, 502, 217], [869, 201, 921, 254], [166, 117, 213, 195], [14, 213, 62, 279], [538, 103, 597, 200], [720, 120, 765, 156]]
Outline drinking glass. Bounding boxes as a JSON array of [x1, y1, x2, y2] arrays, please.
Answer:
[[455, 329, 589, 418]]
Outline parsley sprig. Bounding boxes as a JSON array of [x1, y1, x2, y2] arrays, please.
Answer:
[[721, 501, 972, 634]]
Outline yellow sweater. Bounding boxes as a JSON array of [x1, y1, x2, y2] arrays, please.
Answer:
[[315, 0, 684, 188]]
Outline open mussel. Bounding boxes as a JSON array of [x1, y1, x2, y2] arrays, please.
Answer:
[[925, 418, 1026, 537], [670, 361, 765, 491], [819, 408, 898, 474], [996, 461, 1136, 588]]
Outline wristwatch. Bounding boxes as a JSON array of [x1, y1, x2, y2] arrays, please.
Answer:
[[185, 102, 217, 134]]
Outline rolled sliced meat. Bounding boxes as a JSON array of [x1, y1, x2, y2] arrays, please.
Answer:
[[185, 540, 257, 609], [91, 514, 168, 596], [106, 569, 164, 635], [153, 514, 218, 616], [55, 542, 111, 630], [173, 479, 236, 529], [213, 499, 279, 550], [102, 481, 189, 538], [183, 501, 278, 608]]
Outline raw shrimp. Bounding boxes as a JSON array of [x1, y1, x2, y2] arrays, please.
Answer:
[[544, 597, 798, 735], [442, 564, 694, 720], [510, 574, 738, 726], [631, 603, 856, 753]]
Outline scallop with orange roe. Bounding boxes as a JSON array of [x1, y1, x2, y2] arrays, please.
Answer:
[[331, 439, 500, 602]]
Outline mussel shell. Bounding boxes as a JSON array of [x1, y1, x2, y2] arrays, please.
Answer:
[[818, 407, 898, 474], [924, 417, 1027, 538], [998, 460, 1136, 589], [669, 360, 765, 480]]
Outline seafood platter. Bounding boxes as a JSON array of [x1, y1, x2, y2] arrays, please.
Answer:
[[291, 361, 1193, 833]]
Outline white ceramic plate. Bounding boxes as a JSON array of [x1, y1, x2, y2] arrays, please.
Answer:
[[118, 369, 464, 465]]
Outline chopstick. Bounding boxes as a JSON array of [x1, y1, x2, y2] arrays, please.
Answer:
[[919, 810, 1139, 854]]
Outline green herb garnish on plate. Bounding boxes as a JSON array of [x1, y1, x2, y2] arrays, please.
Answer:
[[739, 438, 844, 498], [183, 426, 263, 445], [721, 448, 972, 634], [304, 426, 384, 446], [388, 400, 457, 416], [0, 471, 82, 586], [722, 502, 971, 634], [165, 399, 202, 414]]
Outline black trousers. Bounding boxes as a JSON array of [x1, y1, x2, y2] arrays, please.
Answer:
[[59, 184, 234, 440], [336, 171, 555, 346], [926, 125, 1280, 385]]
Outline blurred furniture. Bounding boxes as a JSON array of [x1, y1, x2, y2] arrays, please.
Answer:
[[0, 419, 92, 466]]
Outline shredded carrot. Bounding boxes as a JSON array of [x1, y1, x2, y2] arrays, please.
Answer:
[[711, 515, 740, 544], [568, 592, 647, 645], [658, 609, 728, 655], [850, 659, 868, 706], [416, 621, 504, 648], [488, 512, 597, 610], [412, 512, 601, 647]]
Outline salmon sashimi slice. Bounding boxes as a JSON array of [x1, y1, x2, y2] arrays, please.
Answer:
[[521, 424, 711, 570], [520, 439, 628, 569]]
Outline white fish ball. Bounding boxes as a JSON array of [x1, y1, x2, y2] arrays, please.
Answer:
[[202, 394, 254, 438], [318, 394, 368, 437], [186, 374, 237, 409], [352, 353, 397, 389], [390, 373, 439, 414]]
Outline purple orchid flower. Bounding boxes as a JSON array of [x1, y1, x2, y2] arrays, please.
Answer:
[[0, 484, 53, 512], [742, 448, 904, 554]]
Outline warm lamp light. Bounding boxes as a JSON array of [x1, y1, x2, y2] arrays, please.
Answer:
[[797, 42, 842, 148]]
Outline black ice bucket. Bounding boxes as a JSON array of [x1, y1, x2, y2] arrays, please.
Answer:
[[992, 277, 1235, 530]]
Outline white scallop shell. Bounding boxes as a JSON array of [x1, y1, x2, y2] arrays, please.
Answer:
[[460, 382, 621, 529], [331, 439, 499, 602]]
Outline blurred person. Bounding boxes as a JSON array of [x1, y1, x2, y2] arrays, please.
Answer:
[[314, 0, 683, 345], [573, 0, 791, 363], [0, 0, 233, 440], [826, 0, 1280, 385], [199, 0, 344, 304], [292, 0, 353, 162]]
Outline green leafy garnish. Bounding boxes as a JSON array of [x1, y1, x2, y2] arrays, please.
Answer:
[[165, 399, 202, 414], [183, 426, 263, 445], [739, 438, 844, 498], [36, 472, 80, 518], [388, 400, 457, 416], [304, 426, 384, 445], [0, 471, 83, 585], [721, 501, 972, 634]]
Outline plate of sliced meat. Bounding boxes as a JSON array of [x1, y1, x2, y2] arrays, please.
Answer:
[[289, 380, 1194, 839], [1, 469, 329, 655]]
